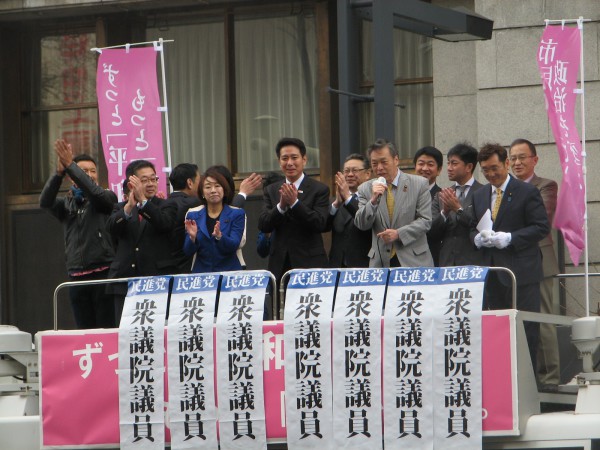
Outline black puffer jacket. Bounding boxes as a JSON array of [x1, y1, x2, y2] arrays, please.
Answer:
[[39, 162, 117, 274]]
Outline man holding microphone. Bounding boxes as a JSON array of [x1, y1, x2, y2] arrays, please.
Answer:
[[355, 138, 434, 268]]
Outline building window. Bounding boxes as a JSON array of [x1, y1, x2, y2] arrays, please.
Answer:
[[23, 32, 98, 190], [147, 7, 318, 175], [235, 12, 319, 172], [359, 22, 433, 158]]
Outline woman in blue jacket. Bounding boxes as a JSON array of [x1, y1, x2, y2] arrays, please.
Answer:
[[183, 167, 246, 273]]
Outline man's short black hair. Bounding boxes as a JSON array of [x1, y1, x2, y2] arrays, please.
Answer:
[[169, 163, 199, 190], [413, 146, 443, 168], [447, 142, 478, 170], [276, 137, 306, 158], [125, 160, 156, 178], [345, 153, 370, 170], [73, 154, 97, 166], [510, 138, 537, 156]]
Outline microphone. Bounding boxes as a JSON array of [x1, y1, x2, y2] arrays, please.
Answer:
[[374, 176, 387, 204]]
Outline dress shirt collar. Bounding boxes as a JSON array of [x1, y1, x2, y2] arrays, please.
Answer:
[[286, 172, 305, 190]]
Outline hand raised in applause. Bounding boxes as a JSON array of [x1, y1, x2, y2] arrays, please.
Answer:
[[185, 219, 198, 242], [333, 171, 351, 208], [212, 220, 222, 240], [439, 187, 461, 215], [54, 139, 73, 175], [240, 173, 262, 197], [279, 182, 298, 209]]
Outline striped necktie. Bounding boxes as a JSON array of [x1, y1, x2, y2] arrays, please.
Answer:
[[387, 185, 396, 259]]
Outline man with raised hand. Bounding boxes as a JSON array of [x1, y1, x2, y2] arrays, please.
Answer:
[[430, 143, 483, 267], [327, 153, 372, 268], [40, 139, 117, 328]]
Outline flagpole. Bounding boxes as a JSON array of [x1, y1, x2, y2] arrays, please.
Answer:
[[157, 38, 174, 193], [545, 17, 590, 316], [577, 17, 590, 317]]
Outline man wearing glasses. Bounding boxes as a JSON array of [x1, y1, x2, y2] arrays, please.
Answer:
[[510, 138, 561, 392], [327, 153, 372, 268], [107, 160, 178, 321]]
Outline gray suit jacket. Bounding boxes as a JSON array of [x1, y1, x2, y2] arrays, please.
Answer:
[[530, 174, 559, 277], [355, 171, 433, 267], [430, 180, 484, 267]]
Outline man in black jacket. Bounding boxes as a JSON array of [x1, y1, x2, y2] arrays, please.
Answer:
[[327, 153, 372, 268], [165, 163, 202, 273], [40, 139, 117, 328], [107, 160, 178, 322]]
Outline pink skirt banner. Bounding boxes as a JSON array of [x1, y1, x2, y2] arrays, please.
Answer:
[[96, 47, 166, 199], [537, 24, 584, 265]]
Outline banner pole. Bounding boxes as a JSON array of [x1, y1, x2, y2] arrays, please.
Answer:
[[578, 17, 590, 317], [157, 37, 174, 193]]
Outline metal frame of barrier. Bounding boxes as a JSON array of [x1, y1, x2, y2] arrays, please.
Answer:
[[278, 266, 518, 320], [52, 272, 278, 331]]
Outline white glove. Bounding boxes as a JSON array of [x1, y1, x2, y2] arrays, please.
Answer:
[[491, 231, 511, 249], [474, 231, 495, 248]]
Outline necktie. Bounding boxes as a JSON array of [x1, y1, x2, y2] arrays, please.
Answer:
[[491, 188, 503, 221], [386, 185, 396, 259], [456, 185, 466, 200]]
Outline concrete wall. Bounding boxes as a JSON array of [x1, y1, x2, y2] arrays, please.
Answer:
[[434, 0, 600, 316]]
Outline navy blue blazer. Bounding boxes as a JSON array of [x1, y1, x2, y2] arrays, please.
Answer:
[[471, 175, 549, 286], [184, 204, 245, 273]]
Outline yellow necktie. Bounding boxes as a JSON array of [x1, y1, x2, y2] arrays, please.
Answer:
[[387, 185, 396, 259], [492, 188, 503, 221]]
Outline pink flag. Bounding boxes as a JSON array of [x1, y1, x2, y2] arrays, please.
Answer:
[[96, 47, 166, 199], [537, 25, 585, 266]]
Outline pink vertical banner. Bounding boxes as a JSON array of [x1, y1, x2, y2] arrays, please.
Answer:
[[537, 25, 584, 265], [96, 47, 166, 199]]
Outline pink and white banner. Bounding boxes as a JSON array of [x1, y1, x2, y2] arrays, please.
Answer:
[[537, 25, 584, 265], [97, 47, 166, 199]]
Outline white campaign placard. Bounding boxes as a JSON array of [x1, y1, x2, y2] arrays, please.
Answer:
[[432, 266, 486, 449], [167, 273, 220, 449], [284, 269, 338, 450], [215, 270, 269, 450], [118, 276, 170, 450], [332, 268, 387, 450], [384, 267, 437, 449]]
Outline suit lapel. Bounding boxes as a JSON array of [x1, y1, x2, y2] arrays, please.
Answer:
[[391, 172, 409, 226], [198, 208, 211, 239]]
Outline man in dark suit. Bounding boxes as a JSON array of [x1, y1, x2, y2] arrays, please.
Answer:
[[327, 153, 372, 268], [471, 143, 549, 370], [165, 163, 201, 273], [510, 138, 561, 390], [430, 143, 483, 267], [107, 160, 178, 321], [414, 146, 443, 265], [258, 137, 330, 282]]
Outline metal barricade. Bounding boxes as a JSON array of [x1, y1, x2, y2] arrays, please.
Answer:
[[53, 272, 278, 331]]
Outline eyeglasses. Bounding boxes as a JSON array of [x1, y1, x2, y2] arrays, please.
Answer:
[[509, 155, 534, 163], [343, 168, 367, 175], [140, 176, 159, 184]]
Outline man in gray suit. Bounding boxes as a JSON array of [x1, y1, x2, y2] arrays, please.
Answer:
[[510, 138, 561, 390], [430, 143, 483, 267], [355, 138, 433, 268]]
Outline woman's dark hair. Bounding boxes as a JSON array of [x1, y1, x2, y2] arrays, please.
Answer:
[[198, 167, 233, 205]]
